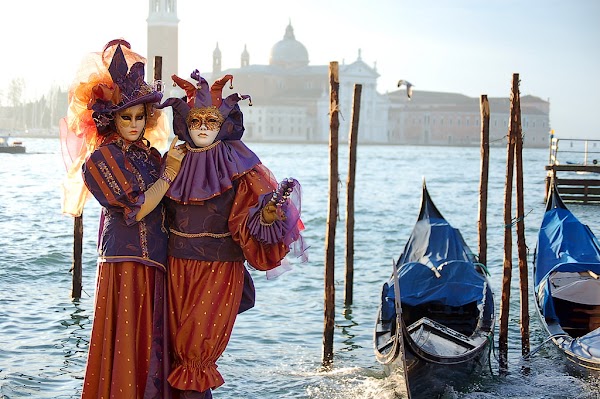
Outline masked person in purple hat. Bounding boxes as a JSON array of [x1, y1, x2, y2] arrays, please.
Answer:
[[157, 70, 308, 398], [62, 39, 186, 398]]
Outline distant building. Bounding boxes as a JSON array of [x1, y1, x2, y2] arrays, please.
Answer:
[[387, 91, 550, 147], [145, 1, 550, 147]]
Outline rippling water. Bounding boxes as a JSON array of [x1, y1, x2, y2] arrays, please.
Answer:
[[1, 138, 599, 398]]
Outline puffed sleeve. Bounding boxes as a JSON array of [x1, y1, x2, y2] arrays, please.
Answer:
[[82, 146, 145, 225], [229, 165, 290, 271]]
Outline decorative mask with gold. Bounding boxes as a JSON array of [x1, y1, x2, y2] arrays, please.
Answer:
[[159, 70, 251, 148]]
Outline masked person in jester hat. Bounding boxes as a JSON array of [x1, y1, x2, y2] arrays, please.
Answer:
[[156, 69, 308, 399]]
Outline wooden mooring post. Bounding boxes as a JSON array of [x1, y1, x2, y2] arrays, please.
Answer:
[[344, 84, 361, 307], [512, 74, 530, 361], [499, 77, 517, 373], [499, 73, 531, 371], [323, 61, 339, 368], [71, 214, 83, 299], [153, 56, 163, 92], [478, 95, 489, 270]]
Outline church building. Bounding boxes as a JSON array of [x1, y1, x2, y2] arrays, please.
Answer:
[[205, 23, 389, 144], [146, 0, 550, 147]]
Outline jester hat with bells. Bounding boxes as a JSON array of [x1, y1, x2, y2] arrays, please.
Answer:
[[157, 70, 268, 204]]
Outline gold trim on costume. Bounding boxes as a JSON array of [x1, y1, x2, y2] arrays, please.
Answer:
[[185, 141, 221, 152], [98, 161, 122, 195], [169, 228, 232, 239]]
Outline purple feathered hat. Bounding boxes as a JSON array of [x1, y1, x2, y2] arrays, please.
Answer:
[[158, 69, 252, 146], [89, 40, 163, 131]]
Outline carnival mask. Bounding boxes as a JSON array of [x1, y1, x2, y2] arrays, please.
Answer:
[[187, 106, 225, 147]]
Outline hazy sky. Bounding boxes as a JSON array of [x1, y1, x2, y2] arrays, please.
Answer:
[[1, 0, 599, 139]]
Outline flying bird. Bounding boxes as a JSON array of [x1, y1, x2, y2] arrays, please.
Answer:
[[397, 80, 414, 99]]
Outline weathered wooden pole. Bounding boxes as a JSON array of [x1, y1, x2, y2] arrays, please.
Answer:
[[478, 95, 490, 270], [153, 56, 163, 91], [71, 215, 83, 299], [499, 79, 516, 373], [323, 61, 339, 368], [344, 84, 361, 307], [60, 113, 84, 299], [512, 73, 530, 360]]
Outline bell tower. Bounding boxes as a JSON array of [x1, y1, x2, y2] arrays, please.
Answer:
[[213, 43, 222, 74], [241, 44, 250, 68], [147, 0, 179, 89]]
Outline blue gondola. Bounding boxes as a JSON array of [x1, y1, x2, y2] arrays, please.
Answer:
[[533, 182, 600, 372], [374, 181, 495, 398]]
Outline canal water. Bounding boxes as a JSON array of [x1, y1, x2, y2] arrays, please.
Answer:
[[0, 138, 599, 398]]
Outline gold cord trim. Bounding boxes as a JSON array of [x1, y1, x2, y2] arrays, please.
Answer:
[[186, 140, 221, 152], [169, 228, 231, 239]]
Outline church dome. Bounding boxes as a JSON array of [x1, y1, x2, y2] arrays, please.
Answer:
[[269, 22, 309, 68]]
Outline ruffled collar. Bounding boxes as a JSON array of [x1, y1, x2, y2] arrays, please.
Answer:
[[166, 140, 260, 204]]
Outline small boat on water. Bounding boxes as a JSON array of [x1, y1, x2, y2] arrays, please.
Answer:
[[374, 181, 495, 398], [0, 136, 26, 154], [533, 182, 600, 372]]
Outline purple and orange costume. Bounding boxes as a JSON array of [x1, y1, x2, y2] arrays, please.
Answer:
[[158, 70, 307, 397], [61, 39, 171, 399]]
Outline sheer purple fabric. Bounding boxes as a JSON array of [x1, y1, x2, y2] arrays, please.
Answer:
[[247, 178, 308, 263]]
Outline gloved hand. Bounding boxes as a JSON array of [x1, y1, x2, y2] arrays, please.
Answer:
[[163, 137, 186, 181], [261, 202, 286, 225], [261, 177, 297, 225], [135, 138, 186, 221]]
